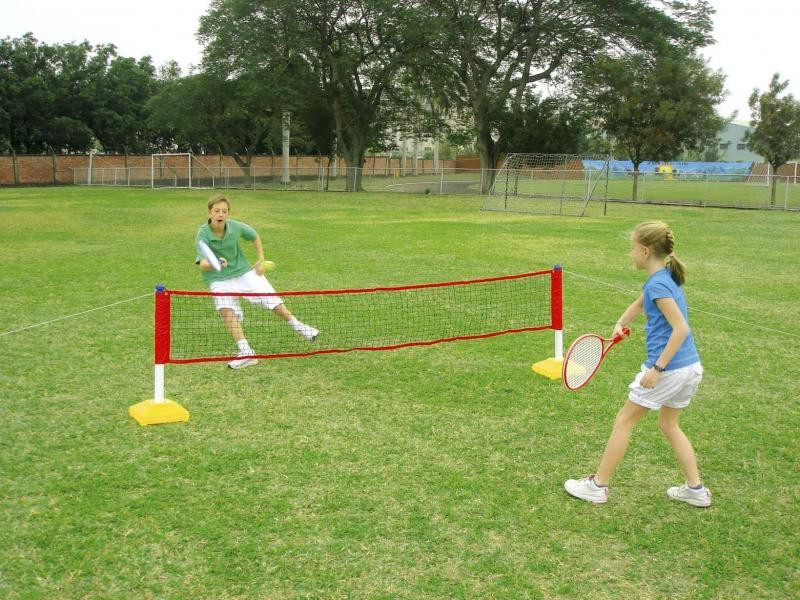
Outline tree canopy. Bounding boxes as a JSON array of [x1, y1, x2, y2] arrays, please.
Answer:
[[583, 49, 725, 200], [0, 34, 158, 153], [420, 0, 716, 191], [745, 73, 800, 205], [199, 0, 429, 190]]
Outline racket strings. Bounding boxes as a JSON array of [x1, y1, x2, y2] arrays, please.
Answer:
[[564, 336, 603, 388]]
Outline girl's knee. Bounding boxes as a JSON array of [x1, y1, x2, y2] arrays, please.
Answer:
[[658, 418, 679, 437]]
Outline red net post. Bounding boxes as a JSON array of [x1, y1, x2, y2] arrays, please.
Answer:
[[550, 265, 563, 331], [154, 285, 171, 365], [551, 265, 564, 361], [129, 285, 189, 425]]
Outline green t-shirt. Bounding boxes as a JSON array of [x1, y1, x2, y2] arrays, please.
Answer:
[[195, 219, 258, 285]]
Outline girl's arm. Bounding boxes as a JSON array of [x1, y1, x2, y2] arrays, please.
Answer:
[[613, 295, 643, 337], [251, 235, 267, 275], [639, 297, 690, 388], [198, 257, 228, 271]]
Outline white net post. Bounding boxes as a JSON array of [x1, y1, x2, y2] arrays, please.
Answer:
[[154, 364, 165, 403]]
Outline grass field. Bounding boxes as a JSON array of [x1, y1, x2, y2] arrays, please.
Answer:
[[1, 186, 798, 598]]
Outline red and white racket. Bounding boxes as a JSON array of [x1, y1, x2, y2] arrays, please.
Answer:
[[562, 327, 630, 391]]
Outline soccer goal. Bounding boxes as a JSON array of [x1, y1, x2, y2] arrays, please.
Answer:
[[481, 153, 611, 216], [129, 267, 565, 425], [745, 162, 771, 187], [151, 152, 216, 189]]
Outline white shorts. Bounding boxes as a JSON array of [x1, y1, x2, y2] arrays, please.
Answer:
[[628, 362, 703, 410], [209, 269, 282, 321]]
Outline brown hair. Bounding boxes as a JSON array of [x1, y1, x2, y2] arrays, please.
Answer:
[[633, 220, 686, 285], [207, 194, 230, 211]]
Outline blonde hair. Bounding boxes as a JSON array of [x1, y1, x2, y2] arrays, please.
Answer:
[[207, 194, 230, 211], [633, 220, 686, 285]]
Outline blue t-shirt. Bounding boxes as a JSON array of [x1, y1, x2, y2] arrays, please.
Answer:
[[642, 268, 700, 370]]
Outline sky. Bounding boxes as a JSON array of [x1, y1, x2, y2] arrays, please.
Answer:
[[1, 0, 797, 121]]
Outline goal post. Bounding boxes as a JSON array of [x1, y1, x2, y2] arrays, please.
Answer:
[[150, 152, 216, 189], [482, 153, 611, 216], [129, 268, 565, 425]]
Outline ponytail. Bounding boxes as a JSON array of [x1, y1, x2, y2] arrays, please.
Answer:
[[666, 254, 686, 286], [633, 220, 687, 286]]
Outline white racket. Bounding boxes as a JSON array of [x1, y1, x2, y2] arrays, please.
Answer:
[[197, 240, 222, 272], [562, 327, 630, 391]]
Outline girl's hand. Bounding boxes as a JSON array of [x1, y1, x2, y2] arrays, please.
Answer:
[[254, 260, 264, 275], [219, 257, 228, 269], [612, 322, 627, 339], [640, 368, 662, 389]]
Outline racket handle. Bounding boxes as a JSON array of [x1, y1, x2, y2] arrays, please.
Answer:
[[612, 326, 631, 342]]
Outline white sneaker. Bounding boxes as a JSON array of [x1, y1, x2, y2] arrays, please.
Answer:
[[298, 325, 318, 341], [667, 483, 712, 507], [228, 348, 258, 369], [564, 475, 609, 504]]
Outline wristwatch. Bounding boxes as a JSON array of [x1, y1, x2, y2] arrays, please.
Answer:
[[653, 364, 666, 373]]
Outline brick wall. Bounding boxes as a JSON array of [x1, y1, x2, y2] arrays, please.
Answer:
[[0, 153, 459, 186]]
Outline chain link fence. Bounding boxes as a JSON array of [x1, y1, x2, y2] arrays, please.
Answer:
[[70, 165, 800, 211]]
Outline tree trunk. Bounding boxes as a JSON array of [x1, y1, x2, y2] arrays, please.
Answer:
[[770, 164, 778, 207], [631, 162, 641, 202], [475, 126, 500, 194], [342, 145, 365, 192], [11, 150, 19, 186]]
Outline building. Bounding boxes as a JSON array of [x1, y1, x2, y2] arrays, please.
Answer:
[[717, 120, 763, 162]]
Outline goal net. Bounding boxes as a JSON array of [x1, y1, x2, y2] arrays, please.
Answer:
[[745, 162, 771, 187], [481, 153, 611, 216], [151, 153, 216, 189]]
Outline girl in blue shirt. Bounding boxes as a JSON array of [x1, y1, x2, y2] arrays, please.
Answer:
[[565, 221, 710, 507]]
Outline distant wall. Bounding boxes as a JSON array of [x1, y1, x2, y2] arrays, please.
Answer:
[[0, 154, 458, 186]]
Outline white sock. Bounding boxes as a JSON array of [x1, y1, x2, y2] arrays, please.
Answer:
[[288, 317, 303, 331], [237, 339, 251, 352]]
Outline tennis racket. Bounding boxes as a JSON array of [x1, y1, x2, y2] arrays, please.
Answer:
[[197, 240, 223, 272], [562, 327, 630, 391]]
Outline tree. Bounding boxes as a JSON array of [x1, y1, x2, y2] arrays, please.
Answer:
[[496, 94, 587, 156], [423, 0, 715, 192], [147, 72, 281, 164], [88, 55, 159, 153], [745, 74, 800, 207], [584, 50, 725, 201], [0, 35, 160, 154], [0, 34, 61, 152], [199, 0, 428, 191]]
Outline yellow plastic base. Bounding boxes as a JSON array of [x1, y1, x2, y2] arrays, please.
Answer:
[[531, 357, 563, 380], [129, 399, 190, 426]]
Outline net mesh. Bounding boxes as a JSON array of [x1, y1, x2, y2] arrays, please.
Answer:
[[164, 271, 555, 363], [482, 153, 610, 216], [564, 335, 603, 389]]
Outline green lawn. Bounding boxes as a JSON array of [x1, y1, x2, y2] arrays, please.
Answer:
[[1, 186, 798, 598]]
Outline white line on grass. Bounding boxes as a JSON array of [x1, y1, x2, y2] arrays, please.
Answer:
[[0, 293, 151, 338], [564, 269, 800, 339]]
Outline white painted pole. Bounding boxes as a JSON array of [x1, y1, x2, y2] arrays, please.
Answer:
[[282, 111, 291, 184], [554, 330, 563, 360], [154, 364, 165, 403], [88, 150, 94, 185]]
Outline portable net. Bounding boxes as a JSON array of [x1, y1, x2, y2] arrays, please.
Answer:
[[155, 269, 562, 364]]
